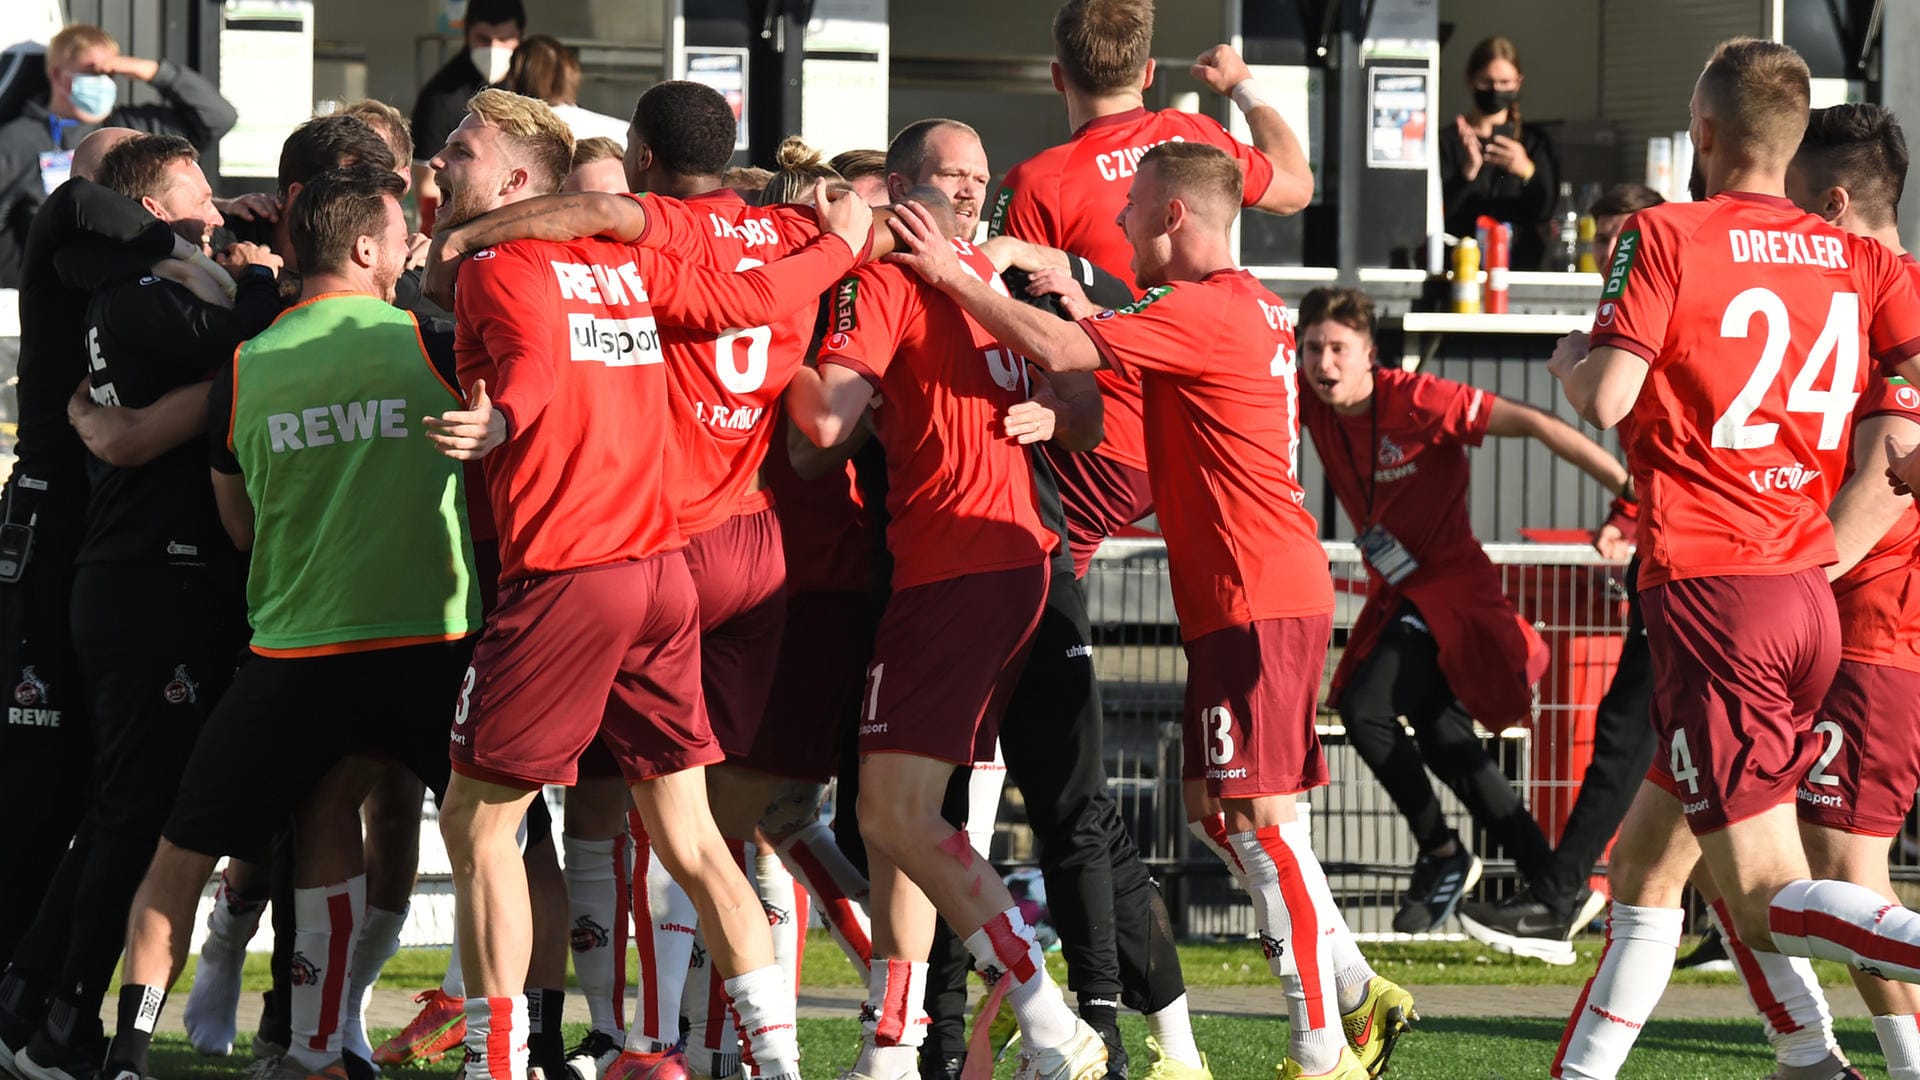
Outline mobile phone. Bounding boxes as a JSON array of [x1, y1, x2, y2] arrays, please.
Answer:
[[1485, 121, 1517, 146], [0, 521, 33, 583]]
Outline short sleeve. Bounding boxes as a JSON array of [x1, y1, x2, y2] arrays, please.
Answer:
[[627, 194, 706, 260], [209, 352, 240, 475], [1856, 374, 1920, 424], [817, 265, 914, 391], [1588, 211, 1681, 365], [454, 247, 559, 434], [1408, 374, 1492, 447], [1866, 249, 1920, 373], [1079, 285, 1220, 380]]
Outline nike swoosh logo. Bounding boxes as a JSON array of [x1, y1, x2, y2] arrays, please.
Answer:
[[1352, 1013, 1375, 1046]]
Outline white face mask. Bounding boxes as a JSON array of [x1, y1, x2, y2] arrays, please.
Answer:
[[470, 44, 513, 84]]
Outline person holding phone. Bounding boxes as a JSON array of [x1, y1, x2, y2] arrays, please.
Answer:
[[1440, 36, 1559, 269]]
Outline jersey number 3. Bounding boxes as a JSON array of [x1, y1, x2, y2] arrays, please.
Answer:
[[1713, 288, 1860, 452]]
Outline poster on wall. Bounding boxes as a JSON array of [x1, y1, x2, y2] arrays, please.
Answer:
[[219, 1, 314, 178], [684, 47, 750, 152], [1367, 68, 1429, 169]]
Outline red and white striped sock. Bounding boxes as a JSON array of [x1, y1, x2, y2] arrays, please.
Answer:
[[613, 829, 632, 1032], [1228, 826, 1341, 1074], [1771, 878, 1920, 982], [562, 835, 624, 1038], [755, 848, 807, 998], [287, 874, 365, 1071], [1188, 814, 1241, 880], [1552, 902, 1682, 1078], [774, 820, 872, 975], [682, 924, 739, 1078], [1873, 1015, 1920, 1079], [964, 906, 1077, 1050], [853, 958, 927, 1079], [461, 995, 529, 1080], [1709, 898, 1836, 1067], [627, 818, 701, 1052]]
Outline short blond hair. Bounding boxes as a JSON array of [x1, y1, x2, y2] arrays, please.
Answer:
[[1698, 37, 1811, 165], [50, 24, 117, 69], [1140, 142, 1242, 223], [465, 87, 575, 193], [571, 136, 624, 170], [340, 99, 413, 168]]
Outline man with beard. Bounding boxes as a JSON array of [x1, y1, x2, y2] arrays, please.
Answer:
[[94, 164, 485, 1080], [3, 132, 281, 1080]]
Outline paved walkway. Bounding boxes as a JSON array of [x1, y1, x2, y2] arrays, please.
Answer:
[[201, 981, 1867, 1038]]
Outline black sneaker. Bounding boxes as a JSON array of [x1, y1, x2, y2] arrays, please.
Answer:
[[0, 989, 48, 1078], [1458, 886, 1608, 965], [1392, 847, 1482, 933], [563, 1031, 623, 1080], [14, 1027, 105, 1080], [1676, 925, 1735, 973], [1091, 1022, 1128, 1080]]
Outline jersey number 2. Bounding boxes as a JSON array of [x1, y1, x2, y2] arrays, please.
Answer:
[[1713, 288, 1860, 452]]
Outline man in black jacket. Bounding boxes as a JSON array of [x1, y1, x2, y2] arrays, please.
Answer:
[[0, 127, 209, 971], [1, 132, 279, 1080], [0, 23, 237, 287]]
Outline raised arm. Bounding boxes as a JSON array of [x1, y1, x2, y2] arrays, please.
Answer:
[[1192, 45, 1313, 214], [423, 193, 650, 308], [1484, 394, 1629, 495], [648, 183, 871, 332]]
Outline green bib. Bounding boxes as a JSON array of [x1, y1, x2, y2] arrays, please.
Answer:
[[230, 294, 479, 651]]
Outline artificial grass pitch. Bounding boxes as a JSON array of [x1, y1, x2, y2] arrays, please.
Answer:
[[144, 1015, 1887, 1080]]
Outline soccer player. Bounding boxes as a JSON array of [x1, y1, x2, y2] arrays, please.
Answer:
[[1293, 285, 1628, 947], [1546, 40, 1920, 1079], [784, 169, 1106, 1079], [889, 141, 1372, 1080], [985, 5, 1321, 1070], [91, 163, 482, 1080], [426, 88, 871, 1080]]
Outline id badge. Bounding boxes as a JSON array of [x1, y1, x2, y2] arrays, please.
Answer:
[[0, 521, 34, 584], [38, 150, 73, 196], [1355, 524, 1418, 587]]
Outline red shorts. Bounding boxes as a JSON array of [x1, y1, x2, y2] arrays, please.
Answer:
[[683, 507, 787, 759], [1642, 568, 1839, 834], [450, 554, 720, 787], [1182, 615, 1333, 798], [739, 589, 881, 782], [858, 564, 1048, 763], [1796, 660, 1920, 836]]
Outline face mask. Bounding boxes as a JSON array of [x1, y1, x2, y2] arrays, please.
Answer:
[[1472, 87, 1517, 116], [470, 45, 513, 84], [68, 74, 117, 118]]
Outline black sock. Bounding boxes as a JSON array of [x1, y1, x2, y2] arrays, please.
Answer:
[[105, 985, 165, 1077], [1079, 998, 1127, 1077], [527, 987, 566, 1076]]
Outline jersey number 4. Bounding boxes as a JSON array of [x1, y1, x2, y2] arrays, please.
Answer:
[[1713, 288, 1861, 452]]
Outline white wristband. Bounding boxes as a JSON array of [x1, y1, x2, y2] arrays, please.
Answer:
[[1229, 79, 1270, 114]]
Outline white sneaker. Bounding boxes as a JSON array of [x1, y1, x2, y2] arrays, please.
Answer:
[[1011, 1020, 1108, 1080], [183, 938, 247, 1056]]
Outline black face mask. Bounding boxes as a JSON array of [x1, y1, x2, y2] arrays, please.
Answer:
[[1473, 87, 1518, 115]]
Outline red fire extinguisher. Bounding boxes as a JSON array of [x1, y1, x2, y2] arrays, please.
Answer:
[[1479, 215, 1511, 314]]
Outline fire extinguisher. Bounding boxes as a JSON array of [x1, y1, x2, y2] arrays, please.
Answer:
[[1479, 215, 1511, 314]]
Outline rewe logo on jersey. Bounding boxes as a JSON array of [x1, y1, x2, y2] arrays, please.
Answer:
[[551, 259, 651, 306], [568, 313, 663, 367]]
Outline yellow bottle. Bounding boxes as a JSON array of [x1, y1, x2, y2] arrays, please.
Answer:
[[1577, 215, 1599, 273], [1452, 237, 1482, 314]]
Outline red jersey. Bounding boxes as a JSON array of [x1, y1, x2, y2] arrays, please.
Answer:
[[630, 189, 840, 536], [455, 236, 680, 582], [456, 230, 857, 582], [816, 240, 1053, 590], [990, 107, 1275, 477], [1590, 192, 1920, 588], [764, 409, 878, 595], [1835, 371, 1920, 672], [1080, 270, 1333, 640]]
